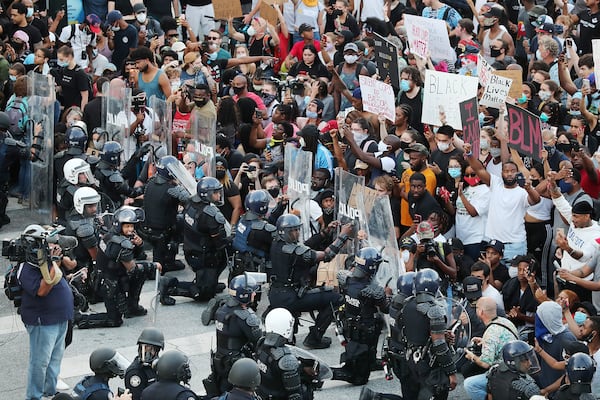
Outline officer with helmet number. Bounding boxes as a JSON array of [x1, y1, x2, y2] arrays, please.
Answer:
[[125, 327, 165, 400], [140, 350, 198, 400], [54, 120, 98, 185]]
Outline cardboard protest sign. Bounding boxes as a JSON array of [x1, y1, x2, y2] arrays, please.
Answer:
[[404, 15, 454, 63], [422, 70, 479, 129], [460, 97, 480, 157], [480, 74, 513, 109], [404, 17, 429, 59], [260, 1, 278, 25], [372, 33, 400, 89], [593, 40, 600, 86], [494, 69, 523, 99], [359, 76, 396, 122], [478, 54, 494, 87], [506, 103, 543, 162], [213, 0, 243, 20]]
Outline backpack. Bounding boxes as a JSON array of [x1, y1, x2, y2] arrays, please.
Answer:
[[5, 97, 27, 138], [66, 24, 96, 46], [3, 263, 23, 307]]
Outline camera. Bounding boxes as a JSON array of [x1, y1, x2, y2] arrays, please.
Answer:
[[516, 172, 526, 188], [2, 238, 25, 262], [423, 240, 438, 258], [247, 165, 256, 172], [283, 79, 306, 95], [467, 342, 482, 356]]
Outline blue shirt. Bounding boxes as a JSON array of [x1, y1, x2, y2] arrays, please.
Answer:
[[315, 143, 334, 177], [422, 5, 461, 29]]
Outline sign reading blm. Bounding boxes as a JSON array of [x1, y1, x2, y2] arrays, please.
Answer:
[[506, 103, 543, 162]]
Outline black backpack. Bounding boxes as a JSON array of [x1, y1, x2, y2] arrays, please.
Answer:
[[4, 263, 23, 307]]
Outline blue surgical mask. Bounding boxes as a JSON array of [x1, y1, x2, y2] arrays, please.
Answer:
[[574, 311, 588, 325], [9, 75, 16, 81], [569, 110, 582, 116], [57, 60, 69, 67], [540, 112, 550, 123], [26, 7, 33, 18], [400, 79, 410, 92], [306, 110, 318, 119], [208, 52, 217, 61], [558, 179, 573, 193], [480, 138, 489, 150], [479, 112, 486, 126], [517, 93, 528, 104], [489, 148, 501, 158], [448, 167, 461, 178]]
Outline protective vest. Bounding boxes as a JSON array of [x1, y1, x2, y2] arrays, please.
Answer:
[[141, 380, 197, 400], [144, 177, 178, 229], [487, 363, 527, 400], [401, 297, 433, 346], [233, 217, 266, 257], [72, 375, 110, 400]]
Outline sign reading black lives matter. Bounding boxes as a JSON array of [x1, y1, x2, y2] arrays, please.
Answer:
[[372, 32, 399, 89]]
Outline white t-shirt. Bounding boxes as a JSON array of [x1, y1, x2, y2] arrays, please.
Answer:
[[58, 24, 96, 68], [485, 174, 530, 243], [482, 284, 505, 312], [486, 159, 502, 177], [592, 347, 600, 395], [455, 184, 490, 245], [91, 54, 110, 77]]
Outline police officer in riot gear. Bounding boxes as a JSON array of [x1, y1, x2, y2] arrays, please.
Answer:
[[487, 340, 541, 400], [125, 328, 165, 400], [140, 350, 198, 400], [256, 308, 303, 400], [203, 274, 263, 397], [0, 110, 29, 228], [57, 158, 96, 224], [225, 358, 262, 400], [269, 214, 352, 349], [142, 155, 188, 274], [556, 352, 596, 400], [160, 177, 229, 305], [76, 206, 160, 329], [399, 268, 457, 399], [386, 271, 416, 381], [332, 247, 389, 385], [54, 121, 98, 185], [72, 347, 130, 400], [94, 141, 142, 207]]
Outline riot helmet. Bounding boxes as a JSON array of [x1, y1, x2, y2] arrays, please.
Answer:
[[502, 340, 541, 374], [73, 187, 101, 216], [112, 206, 145, 232], [396, 271, 416, 297], [101, 141, 123, 166], [156, 155, 178, 180], [196, 177, 224, 206], [566, 353, 596, 384], [276, 214, 302, 243], [89, 347, 129, 378], [244, 190, 270, 216], [63, 158, 94, 185], [137, 327, 165, 365], [228, 358, 261, 390], [264, 308, 295, 341], [66, 121, 88, 152], [154, 350, 192, 384], [229, 273, 259, 304], [21, 224, 49, 265], [414, 268, 440, 297], [352, 247, 382, 278], [0, 111, 9, 131]]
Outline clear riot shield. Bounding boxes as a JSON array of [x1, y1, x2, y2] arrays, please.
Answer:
[[189, 106, 216, 177], [334, 168, 366, 254], [148, 95, 171, 158], [286, 345, 333, 380], [166, 158, 198, 196], [102, 80, 131, 166], [27, 72, 55, 224], [284, 144, 313, 242], [439, 296, 471, 363], [360, 188, 403, 287]]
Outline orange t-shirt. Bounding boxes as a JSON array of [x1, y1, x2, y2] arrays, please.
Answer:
[[400, 167, 438, 227]]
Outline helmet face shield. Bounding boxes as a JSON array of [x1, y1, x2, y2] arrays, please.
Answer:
[[139, 344, 160, 365], [515, 348, 541, 375], [210, 187, 224, 206], [107, 351, 130, 378]]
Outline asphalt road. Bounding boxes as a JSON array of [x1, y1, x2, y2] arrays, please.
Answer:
[[0, 200, 467, 399]]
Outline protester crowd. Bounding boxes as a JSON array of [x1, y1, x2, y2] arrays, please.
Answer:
[[5, 0, 600, 399]]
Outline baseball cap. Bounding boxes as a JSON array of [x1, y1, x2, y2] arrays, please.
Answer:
[[400, 237, 416, 250], [321, 120, 338, 133], [354, 159, 369, 170], [133, 3, 147, 13], [572, 200, 594, 215], [484, 239, 504, 254], [310, 98, 324, 112], [334, 30, 354, 43], [463, 276, 483, 301], [527, 5, 547, 20], [532, 14, 553, 28], [482, 6, 503, 18], [343, 43, 359, 53], [172, 41, 186, 53], [573, 301, 597, 316], [298, 23, 313, 33], [85, 14, 101, 34], [416, 221, 434, 240], [537, 22, 555, 34], [106, 10, 123, 25], [404, 143, 429, 156]]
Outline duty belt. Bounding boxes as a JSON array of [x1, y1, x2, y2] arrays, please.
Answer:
[[405, 343, 430, 363]]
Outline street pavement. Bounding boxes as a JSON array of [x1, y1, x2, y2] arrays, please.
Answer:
[[0, 199, 467, 399]]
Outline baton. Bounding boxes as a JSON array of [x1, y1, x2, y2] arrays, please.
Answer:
[[152, 267, 160, 324]]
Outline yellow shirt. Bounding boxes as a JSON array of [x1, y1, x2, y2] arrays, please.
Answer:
[[400, 167, 438, 227]]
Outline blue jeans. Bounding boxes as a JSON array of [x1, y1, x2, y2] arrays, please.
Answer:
[[25, 321, 68, 400], [464, 372, 488, 400]]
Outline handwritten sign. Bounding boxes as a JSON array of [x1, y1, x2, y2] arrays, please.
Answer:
[[494, 69, 523, 99], [460, 97, 480, 157], [480, 74, 513, 109], [506, 103, 543, 162], [404, 15, 454, 63], [405, 18, 429, 59], [478, 54, 494, 87], [359, 76, 396, 122], [373, 33, 400, 89], [213, 0, 243, 20], [422, 70, 479, 129]]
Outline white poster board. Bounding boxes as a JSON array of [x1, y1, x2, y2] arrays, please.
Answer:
[[478, 54, 494, 87], [422, 70, 479, 129], [405, 17, 429, 59], [359, 76, 396, 122], [593, 40, 600, 87], [480, 74, 513, 109], [404, 15, 454, 63]]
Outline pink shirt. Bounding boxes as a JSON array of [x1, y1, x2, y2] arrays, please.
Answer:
[[233, 92, 267, 111]]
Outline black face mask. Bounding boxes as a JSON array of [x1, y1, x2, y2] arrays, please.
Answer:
[[268, 187, 280, 197], [531, 81, 541, 93], [400, 141, 410, 150], [556, 143, 571, 153], [262, 93, 277, 106], [216, 170, 226, 179], [10, 40, 23, 53], [194, 98, 208, 107], [531, 179, 540, 187], [490, 48, 502, 58], [332, 9, 343, 17], [323, 206, 334, 215], [232, 86, 245, 95]]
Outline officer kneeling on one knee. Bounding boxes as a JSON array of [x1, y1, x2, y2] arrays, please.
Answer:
[[141, 350, 198, 400], [72, 347, 131, 400], [76, 206, 161, 329], [125, 328, 165, 400], [269, 214, 354, 349], [222, 358, 262, 400], [203, 274, 263, 398], [332, 246, 390, 385], [487, 340, 541, 399]]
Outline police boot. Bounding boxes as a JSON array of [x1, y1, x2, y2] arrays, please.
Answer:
[[359, 387, 382, 400], [162, 259, 186, 273], [159, 276, 178, 306], [76, 315, 123, 329], [303, 326, 332, 349], [331, 366, 354, 383], [201, 293, 229, 326]]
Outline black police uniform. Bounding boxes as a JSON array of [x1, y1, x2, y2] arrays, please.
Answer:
[[56, 179, 85, 224], [65, 210, 101, 302], [219, 387, 260, 400], [334, 275, 389, 385], [487, 362, 541, 400], [76, 230, 149, 328], [54, 149, 98, 187], [231, 212, 276, 278], [94, 159, 140, 206], [142, 174, 186, 271], [269, 235, 347, 344], [556, 383, 596, 400], [182, 197, 230, 300], [204, 297, 262, 397], [140, 380, 199, 400], [400, 296, 456, 400], [255, 332, 303, 400], [125, 357, 157, 400], [387, 292, 411, 381], [0, 129, 26, 223], [72, 375, 112, 400]]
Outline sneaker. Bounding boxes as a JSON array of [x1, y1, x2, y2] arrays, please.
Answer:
[[56, 378, 69, 391]]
